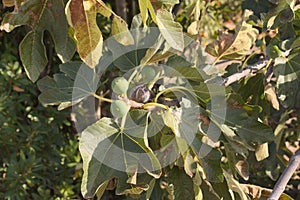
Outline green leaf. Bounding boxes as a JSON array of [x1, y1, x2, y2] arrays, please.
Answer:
[[166, 166, 195, 200], [166, 55, 204, 82], [199, 178, 221, 200], [66, 0, 103, 67], [80, 117, 162, 198], [205, 13, 258, 61], [156, 9, 184, 52], [223, 170, 249, 200], [202, 148, 224, 182], [273, 52, 300, 108], [19, 31, 47, 82], [37, 62, 98, 109], [223, 95, 274, 150], [1, 0, 76, 82], [108, 27, 159, 71], [141, 35, 175, 65]]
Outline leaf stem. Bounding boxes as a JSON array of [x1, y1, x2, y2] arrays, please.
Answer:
[[143, 102, 169, 110], [93, 93, 113, 103]]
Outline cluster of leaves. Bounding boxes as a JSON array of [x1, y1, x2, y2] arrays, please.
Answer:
[[0, 30, 82, 198], [1, 0, 300, 199]]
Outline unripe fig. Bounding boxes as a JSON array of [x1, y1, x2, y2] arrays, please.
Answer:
[[110, 100, 129, 118], [112, 77, 129, 95], [140, 66, 156, 82]]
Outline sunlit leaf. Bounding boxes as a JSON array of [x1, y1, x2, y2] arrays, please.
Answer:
[[273, 52, 300, 108], [205, 12, 258, 61], [138, 0, 157, 26], [112, 15, 134, 46], [66, 0, 103, 67], [156, 9, 184, 51], [95, 0, 112, 17], [223, 170, 249, 200], [2, 0, 15, 7], [265, 84, 280, 110], [255, 142, 269, 161]]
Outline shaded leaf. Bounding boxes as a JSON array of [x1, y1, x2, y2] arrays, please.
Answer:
[[108, 27, 160, 71], [223, 95, 274, 149], [80, 117, 162, 198], [37, 62, 98, 109], [223, 170, 249, 200], [200, 179, 222, 200], [166, 166, 195, 200], [235, 160, 249, 180], [201, 148, 224, 182], [19, 31, 47, 82], [1, 0, 76, 82]]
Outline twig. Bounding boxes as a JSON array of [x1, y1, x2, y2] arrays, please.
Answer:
[[268, 149, 300, 200], [222, 59, 270, 87]]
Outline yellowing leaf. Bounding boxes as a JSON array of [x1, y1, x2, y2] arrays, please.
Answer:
[[95, 0, 112, 17], [265, 84, 280, 110], [205, 22, 258, 61], [255, 142, 269, 161], [2, 0, 15, 7], [187, 21, 199, 35], [138, 0, 157, 26], [112, 15, 134, 46], [66, 0, 103, 68]]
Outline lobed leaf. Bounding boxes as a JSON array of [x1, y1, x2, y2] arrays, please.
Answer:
[[80, 117, 162, 198], [205, 14, 258, 61], [1, 0, 76, 82]]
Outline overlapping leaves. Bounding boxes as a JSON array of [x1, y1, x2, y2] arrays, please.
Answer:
[[205, 11, 258, 62], [0, 0, 76, 82], [80, 117, 161, 198]]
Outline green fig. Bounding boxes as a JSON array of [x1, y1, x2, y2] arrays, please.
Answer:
[[140, 66, 156, 82], [110, 100, 129, 118], [112, 77, 129, 95]]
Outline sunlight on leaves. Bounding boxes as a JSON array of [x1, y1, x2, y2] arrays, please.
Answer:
[[66, 0, 103, 68]]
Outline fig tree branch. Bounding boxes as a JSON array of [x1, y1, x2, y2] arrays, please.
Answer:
[[268, 149, 300, 200], [222, 59, 271, 86]]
